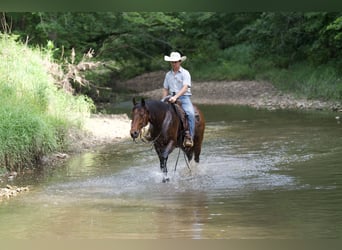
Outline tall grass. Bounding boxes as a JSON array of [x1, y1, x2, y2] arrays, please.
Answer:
[[0, 35, 93, 172], [256, 63, 342, 100]]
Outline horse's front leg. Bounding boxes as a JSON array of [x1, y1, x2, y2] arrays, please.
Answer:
[[160, 156, 169, 183], [158, 141, 175, 183], [156, 147, 169, 183]]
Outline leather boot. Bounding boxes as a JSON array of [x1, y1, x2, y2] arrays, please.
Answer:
[[183, 130, 193, 147]]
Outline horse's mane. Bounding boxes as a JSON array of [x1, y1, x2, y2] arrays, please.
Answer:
[[145, 99, 170, 114], [144, 100, 175, 131]]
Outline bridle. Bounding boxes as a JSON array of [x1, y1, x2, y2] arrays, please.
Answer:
[[132, 106, 162, 145]]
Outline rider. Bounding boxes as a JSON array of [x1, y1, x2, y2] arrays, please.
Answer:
[[162, 51, 195, 148]]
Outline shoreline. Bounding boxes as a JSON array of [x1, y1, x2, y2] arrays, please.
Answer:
[[117, 71, 341, 111], [1, 114, 131, 201], [140, 81, 342, 112], [75, 79, 341, 150]]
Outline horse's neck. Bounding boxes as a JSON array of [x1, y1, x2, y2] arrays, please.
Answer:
[[147, 102, 170, 127]]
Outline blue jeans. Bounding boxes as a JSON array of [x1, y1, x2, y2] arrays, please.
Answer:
[[179, 95, 195, 139]]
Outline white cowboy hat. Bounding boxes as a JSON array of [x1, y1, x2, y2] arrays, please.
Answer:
[[164, 52, 187, 62]]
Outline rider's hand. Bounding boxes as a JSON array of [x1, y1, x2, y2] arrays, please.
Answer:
[[169, 96, 177, 103]]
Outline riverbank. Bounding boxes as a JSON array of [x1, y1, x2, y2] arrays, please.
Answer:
[[72, 113, 131, 151], [1, 114, 131, 201], [139, 80, 342, 112], [119, 71, 341, 111], [79, 76, 342, 146], [38, 113, 132, 165]]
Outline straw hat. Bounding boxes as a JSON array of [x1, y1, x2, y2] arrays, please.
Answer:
[[164, 52, 187, 62]]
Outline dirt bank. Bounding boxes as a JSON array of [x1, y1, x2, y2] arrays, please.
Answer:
[[140, 84, 340, 112], [74, 113, 131, 150], [121, 71, 341, 111]]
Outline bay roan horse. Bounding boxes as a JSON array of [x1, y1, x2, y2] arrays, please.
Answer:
[[130, 98, 205, 182]]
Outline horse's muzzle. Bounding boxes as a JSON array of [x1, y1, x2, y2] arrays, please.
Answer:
[[130, 130, 140, 139]]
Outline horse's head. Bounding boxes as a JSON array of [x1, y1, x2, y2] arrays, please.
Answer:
[[130, 98, 150, 140]]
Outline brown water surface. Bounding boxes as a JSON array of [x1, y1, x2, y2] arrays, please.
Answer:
[[1, 105, 341, 239]]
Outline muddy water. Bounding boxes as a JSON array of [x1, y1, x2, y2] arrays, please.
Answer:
[[1, 105, 342, 239]]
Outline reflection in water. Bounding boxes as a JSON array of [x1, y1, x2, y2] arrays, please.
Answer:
[[1, 105, 342, 238]]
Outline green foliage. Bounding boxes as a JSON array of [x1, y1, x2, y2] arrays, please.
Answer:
[[222, 44, 256, 65], [3, 12, 342, 101], [0, 35, 93, 171], [239, 12, 342, 65], [192, 61, 254, 81], [191, 43, 256, 81]]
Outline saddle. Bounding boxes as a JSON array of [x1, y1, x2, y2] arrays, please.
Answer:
[[173, 101, 189, 131], [140, 97, 198, 143], [161, 96, 199, 132]]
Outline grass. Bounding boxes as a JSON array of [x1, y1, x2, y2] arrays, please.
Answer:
[[0, 105, 57, 171], [256, 63, 342, 100], [0, 34, 93, 172]]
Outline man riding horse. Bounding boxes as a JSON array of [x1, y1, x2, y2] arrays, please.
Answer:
[[130, 52, 205, 182], [162, 51, 195, 148]]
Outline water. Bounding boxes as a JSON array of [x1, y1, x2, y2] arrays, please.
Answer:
[[1, 105, 342, 239]]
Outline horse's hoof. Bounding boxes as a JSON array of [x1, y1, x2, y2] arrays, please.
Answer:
[[162, 177, 170, 183]]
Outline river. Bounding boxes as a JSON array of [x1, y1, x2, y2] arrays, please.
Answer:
[[0, 105, 341, 239]]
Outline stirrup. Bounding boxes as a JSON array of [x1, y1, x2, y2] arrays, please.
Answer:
[[184, 140, 193, 147], [183, 136, 193, 148]]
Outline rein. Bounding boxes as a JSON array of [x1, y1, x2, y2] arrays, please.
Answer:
[[139, 127, 163, 146], [137, 101, 171, 145], [173, 148, 191, 173]]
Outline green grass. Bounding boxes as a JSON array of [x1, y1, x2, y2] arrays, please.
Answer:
[[256, 63, 342, 100], [0, 104, 57, 171], [0, 34, 93, 172]]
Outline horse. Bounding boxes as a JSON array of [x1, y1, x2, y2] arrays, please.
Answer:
[[130, 97, 205, 182]]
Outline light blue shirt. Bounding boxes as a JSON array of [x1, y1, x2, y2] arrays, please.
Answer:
[[163, 67, 192, 96]]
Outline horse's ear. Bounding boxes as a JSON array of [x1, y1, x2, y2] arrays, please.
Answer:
[[133, 97, 137, 106], [141, 98, 145, 107]]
